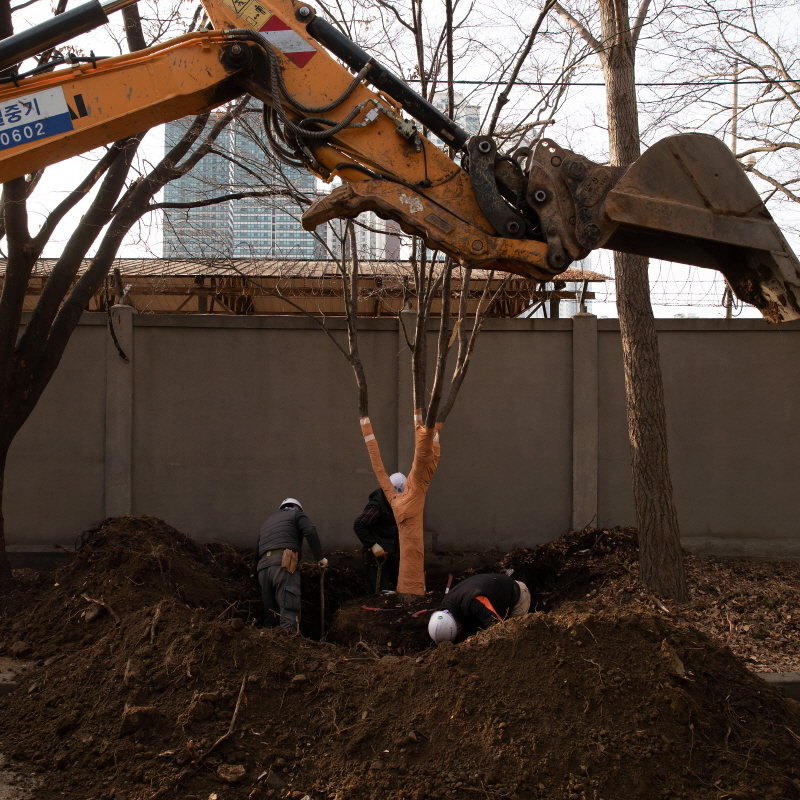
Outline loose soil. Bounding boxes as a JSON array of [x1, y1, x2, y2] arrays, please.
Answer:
[[0, 517, 798, 800], [495, 526, 800, 673]]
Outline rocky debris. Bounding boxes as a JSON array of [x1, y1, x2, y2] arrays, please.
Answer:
[[55, 712, 81, 736], [9, 641, 30, 658], [217, 764, 247, 784], [179, 692, 219, 726], [82, 604, 105, 623], [265, 770, 287, 789], [119, 706, 162, 736]]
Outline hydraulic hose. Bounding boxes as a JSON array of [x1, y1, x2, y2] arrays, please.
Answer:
[[305, 15, 469, 150]]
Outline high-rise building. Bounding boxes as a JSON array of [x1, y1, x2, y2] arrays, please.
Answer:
[[162, 108, 318, 259], [432, 91, 481, 144], [162, 114, 233, 258], [323, 210, 396, 260]]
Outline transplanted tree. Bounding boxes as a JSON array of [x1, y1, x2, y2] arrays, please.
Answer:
[[554, 0, 688, 600], [294, 0, 591, 595], [0, 2, 277, 593], [338, 231, 511, 596]]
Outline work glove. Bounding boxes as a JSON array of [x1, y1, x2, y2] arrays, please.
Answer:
[[371, 543, 386, 557], [318, 558, 328, 568]]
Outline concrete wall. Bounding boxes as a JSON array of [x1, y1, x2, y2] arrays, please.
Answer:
[[6, 312, 800, 558]]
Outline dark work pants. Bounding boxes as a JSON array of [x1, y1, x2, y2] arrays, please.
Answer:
[[362, 549, 399, 592], [258, 565, 302, 630]]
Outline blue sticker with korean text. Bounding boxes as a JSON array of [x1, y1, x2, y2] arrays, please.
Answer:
[[0, 87, 74, 151]]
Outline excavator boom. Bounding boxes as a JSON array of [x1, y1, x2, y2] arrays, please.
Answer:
[[0, 0, 796, 320]]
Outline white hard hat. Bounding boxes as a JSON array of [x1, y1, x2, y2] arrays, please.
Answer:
[[389, 472, 407, 493], [428, 609, 458, 644], [280, 497, 303, 511]]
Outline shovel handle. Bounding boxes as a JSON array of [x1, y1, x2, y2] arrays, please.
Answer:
[[319, 566, 326, 640]]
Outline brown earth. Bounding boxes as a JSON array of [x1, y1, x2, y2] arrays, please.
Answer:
[[0, 517, 798, 800], [495, 526, 800, 672]]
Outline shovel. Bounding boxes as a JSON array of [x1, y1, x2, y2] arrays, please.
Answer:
[[375, 553, 387, 595], [319, 563, 326, 640]]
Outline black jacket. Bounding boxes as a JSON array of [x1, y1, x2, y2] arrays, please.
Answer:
[[353, 488, 399, 555], [441, 573, 520, 635], [253, 508, 323, 572]]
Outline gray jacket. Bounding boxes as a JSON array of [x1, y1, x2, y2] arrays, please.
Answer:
[[253, 508, 323, 572]]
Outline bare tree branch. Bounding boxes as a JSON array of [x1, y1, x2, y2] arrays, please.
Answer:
[[146, 190, 294, 212], [631, 0, 652, 48], [488, 0, 557, 136], [554, 2, 602, 53]]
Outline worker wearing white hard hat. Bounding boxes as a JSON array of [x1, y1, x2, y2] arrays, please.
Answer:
[[252, 498, 327, 631], [428, 573, 531, 644], [353, 472, 406, 593]]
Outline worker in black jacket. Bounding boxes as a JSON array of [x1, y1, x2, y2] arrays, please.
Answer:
[[253, 498, 327, 631], [428, 573, 531, 643], [353, 472, 405, 592]]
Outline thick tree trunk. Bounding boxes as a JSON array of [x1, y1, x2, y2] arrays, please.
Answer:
[[598, 0, 687, 601], [359, 414, 440, 596], [615, 252, 687, 600], [393, 422, 441, 595]]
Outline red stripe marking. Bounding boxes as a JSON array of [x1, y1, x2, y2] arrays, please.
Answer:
[[475, 595, 503, 622], [259, 14, 317, 67], [286, 51, 316, 67], [260, 14, 290, 31]]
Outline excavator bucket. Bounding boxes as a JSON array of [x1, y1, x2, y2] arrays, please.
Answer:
[[526, 133, 800, 322], [601, 134, 800, 322]]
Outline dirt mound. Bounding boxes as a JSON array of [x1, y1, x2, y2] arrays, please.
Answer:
[[0, 517, 799, 799], [309, 607, 800, 800], [500, 526, 800, 672], [0, 516, 258, 661], [496, 526, 640, 611]]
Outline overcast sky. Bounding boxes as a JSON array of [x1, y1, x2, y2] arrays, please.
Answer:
[[9, 0, 797, 320]]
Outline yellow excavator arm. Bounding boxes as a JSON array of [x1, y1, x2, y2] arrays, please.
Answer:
[[0, 0, 797, 321]]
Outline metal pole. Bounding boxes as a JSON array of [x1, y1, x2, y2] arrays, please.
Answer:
[[319, 565, 326, 640], [731, 59, 739, 155]]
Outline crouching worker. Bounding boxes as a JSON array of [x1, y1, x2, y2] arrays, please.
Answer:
[[253, 498, 327, 631], [353, 472, 406, 592], [428, 573, 531, 644]]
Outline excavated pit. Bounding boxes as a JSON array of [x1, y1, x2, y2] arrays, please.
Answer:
[[326, 526, 642, 655]]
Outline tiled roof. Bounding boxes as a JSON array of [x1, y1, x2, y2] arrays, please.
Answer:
[[0, 258, 611, 282]]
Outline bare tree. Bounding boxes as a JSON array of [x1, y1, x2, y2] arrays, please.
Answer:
[[154, 0, 592, 595], [338, 241, 511, 596], [554, 0, 688, 601], [0, 2, 274, 592], [168, 118, 513, 596]]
